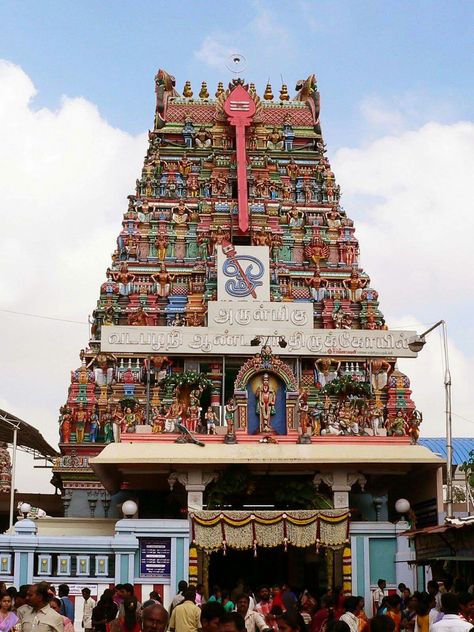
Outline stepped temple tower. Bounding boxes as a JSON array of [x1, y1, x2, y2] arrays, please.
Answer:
[[51, 69, 442, 594]]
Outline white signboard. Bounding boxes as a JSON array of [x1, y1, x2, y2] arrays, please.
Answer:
[[207, 301, 313, 330], [217, 245, 270, 301], [101, 326, 417, 358]]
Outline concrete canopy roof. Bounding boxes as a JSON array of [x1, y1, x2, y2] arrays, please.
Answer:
[[90, 441, 444, 493]]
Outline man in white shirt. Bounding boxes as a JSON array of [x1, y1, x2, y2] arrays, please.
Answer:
[[339, 597, 360, 632], [372, 579, 387, 615], [235, 595, 268, 632], [431, 594, 472, 632], [81, 588, 95, 632]]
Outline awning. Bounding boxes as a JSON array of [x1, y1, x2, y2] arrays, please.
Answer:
[[0, 409, 58, 458], [190, 509, 350, 552], [407, 517, 474, 561]]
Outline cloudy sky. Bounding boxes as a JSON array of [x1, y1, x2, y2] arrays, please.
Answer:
[[1, 0, 473, 493]]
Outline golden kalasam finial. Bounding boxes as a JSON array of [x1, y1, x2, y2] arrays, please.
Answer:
[[183, 81, 193, 98], [199, 81, 210, 99], [263, 82, 274, 100], [279, 83, 290, 101], [215, 81, 224, 97], [249, 83, 257, 95]]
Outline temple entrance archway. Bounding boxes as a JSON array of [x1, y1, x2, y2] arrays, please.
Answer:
[[208, 545, 327, 594]]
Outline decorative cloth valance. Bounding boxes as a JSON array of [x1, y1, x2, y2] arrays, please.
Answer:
[[190, 510, 350, 553]]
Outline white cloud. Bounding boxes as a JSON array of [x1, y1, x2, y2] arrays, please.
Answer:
[[0, 59, 146, 491], [333, 119, 474, 437], [194, 36, 235, 70]]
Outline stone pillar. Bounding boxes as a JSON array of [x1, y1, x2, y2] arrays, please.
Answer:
[[395, 520, 416, 589], [209, 363, 223, 410], [168, 470, 218, 511], [13, 519, 37, 586], [313, 470, 366, 508]]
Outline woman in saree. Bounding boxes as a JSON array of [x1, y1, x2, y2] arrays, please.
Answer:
[[0, 594, 19, 632]]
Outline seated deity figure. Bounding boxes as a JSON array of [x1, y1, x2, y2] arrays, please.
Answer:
[[205, 406, 218, 434], [338, 400, 359, 435], [152, 264, 175, 298], [256, 373, 276, 433], [386, 411, 406, 436], [171, 200, 190, 224]]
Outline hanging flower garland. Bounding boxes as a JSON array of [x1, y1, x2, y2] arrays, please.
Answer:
[[162, 371, 212, 389]]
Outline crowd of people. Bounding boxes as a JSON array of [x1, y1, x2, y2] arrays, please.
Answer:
[[0, 578, 471, 632]]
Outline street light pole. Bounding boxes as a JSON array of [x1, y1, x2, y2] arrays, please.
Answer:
[[409, 320, 453, 518]]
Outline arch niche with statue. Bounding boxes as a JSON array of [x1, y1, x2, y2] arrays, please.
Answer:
[[232, 348, 299, 436]]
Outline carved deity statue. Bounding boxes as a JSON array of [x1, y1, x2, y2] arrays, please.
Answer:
[[343, 269, 369, 302], [172, 200, 190, 225], [152, 264, 175, 298], [305, 265, 328, 301], [205, 406, 218, 434], [59, 405, 72, 443], [165, 396, 183, 432], [298, 389, 310, 436], [102, 405, 115, 443], [225, 398, 237, 435], [266, 127, 284, 150], [74, 403, 90, 444], [256, 373, 276, 433]]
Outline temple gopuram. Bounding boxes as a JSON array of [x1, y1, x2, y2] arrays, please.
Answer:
[[48, 69, 443, 600]]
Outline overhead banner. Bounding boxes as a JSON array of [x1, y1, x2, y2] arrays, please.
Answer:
[[101, 326, 417, 357]]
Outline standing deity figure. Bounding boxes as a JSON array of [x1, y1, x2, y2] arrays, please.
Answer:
[[225, 398, 237, 435], [178, 152, 192, 177], [187, 387, 203, 432], [406, 410, 422, 444], [165, 397, 183, 432], [102, 405, 114, 443], [155, 234, 169, 260], [112, 405, 122, 443], [74, 404, 89, 444], [152, 264, 175, 298], [286, 157, 300, 180], [343, 269, 369, 302], [205, 407, 218, 434], [368, 401, 384, 436], [256, 373, 276, 433], [298, 389, 310, 436], [89, 410, 99, 442], [59, 405, 72, 443], [369, 359, 391, 391]]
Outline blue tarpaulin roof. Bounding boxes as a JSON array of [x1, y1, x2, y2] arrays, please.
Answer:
[[419, 438, 473, 465]]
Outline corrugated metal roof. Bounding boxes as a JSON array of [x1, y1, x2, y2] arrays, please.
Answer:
[[419, 438, 473, 465]]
